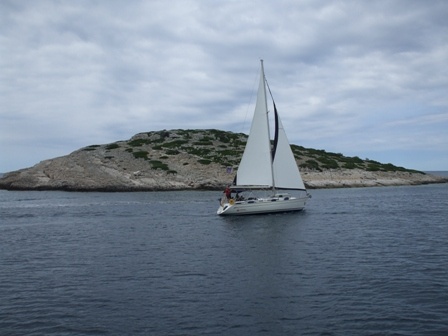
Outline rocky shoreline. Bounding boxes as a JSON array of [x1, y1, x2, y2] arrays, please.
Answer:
[[302, 169, 447, 189], [1, 129, 446, 191]]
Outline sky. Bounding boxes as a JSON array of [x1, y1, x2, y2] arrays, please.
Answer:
[[1, 0, 447, 173]]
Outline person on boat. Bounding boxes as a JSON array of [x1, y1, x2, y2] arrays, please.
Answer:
[[224, 185, 232, 199], [236, 192, 244, 201]]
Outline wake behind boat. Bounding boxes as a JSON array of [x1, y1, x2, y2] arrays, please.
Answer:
[[217, 60, 310, 216]]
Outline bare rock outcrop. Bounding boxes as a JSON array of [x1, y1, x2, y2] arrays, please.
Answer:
[[302, 169, 447, 188]]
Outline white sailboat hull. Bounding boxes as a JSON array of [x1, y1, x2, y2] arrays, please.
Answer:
[[217, 195, 308, 216]]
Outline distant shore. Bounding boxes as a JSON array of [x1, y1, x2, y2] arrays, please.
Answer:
[[1, 129, 447, 192], [302, 169, 447, 189]]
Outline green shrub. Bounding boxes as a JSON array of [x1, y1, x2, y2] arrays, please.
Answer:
[[301, 159, 321, 171], [128, 139, 151, 147], [307, 148, 327, 156], [210, 129, 232, 143], [367, 163, 380, 171], [193, 141, 214, 146], [343, 162, 358, 169], [133, 151, 149, 160], [149, 160, 169, 170], [162, 140, 189, 148], [381, 163, 408, 172], [83, 145, 100, 151], [317, 156, 339, 169], [217, 149, 241, 156], [184, 147, 211, 156], [105, 143, 120, 150], [340, 156, 364, 164], [158, 130, 170, 140]]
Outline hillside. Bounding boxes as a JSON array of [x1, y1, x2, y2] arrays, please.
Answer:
[[0, 129, 446, 191], [78, 129, 427, 174]]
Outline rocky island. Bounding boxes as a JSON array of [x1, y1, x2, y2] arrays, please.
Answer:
[[1, 129, 446, 191]]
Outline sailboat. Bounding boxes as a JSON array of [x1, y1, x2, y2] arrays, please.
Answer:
[[217, 60, 310, 216]]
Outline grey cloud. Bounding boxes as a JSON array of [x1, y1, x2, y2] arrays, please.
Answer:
[[1, 0, 447, 172]]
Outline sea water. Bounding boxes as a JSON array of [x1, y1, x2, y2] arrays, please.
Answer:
[[1, 183, 447, 335]]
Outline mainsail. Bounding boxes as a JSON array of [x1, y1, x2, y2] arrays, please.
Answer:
[[235, 61, 273, 188]]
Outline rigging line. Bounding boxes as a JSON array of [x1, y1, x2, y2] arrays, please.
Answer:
[[264, 73, 279, 152], [265, 75, 276, 105], [240, 67, 260, 135]]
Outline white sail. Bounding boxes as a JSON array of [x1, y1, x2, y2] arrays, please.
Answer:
[[235, 61, 273, 188], [272, 114, 306, 190], [217, 60, 310, 215]]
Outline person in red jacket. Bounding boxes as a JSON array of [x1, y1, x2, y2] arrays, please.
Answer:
[[224, 185, 232, 199]]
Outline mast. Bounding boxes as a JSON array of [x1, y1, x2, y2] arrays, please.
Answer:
[[260, 60, 276, 191]]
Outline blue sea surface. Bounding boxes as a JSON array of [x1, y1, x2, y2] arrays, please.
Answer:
[[426, 171, 448, 177], [1, 183, 448, 335]]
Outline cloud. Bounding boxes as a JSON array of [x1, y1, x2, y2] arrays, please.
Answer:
[[1, 0, 447, 172]]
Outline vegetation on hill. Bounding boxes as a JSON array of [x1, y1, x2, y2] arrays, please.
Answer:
[[82, 129, 424, 175]]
